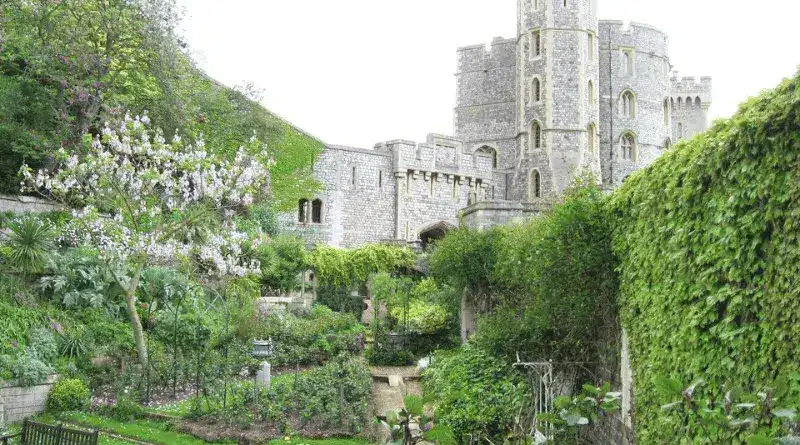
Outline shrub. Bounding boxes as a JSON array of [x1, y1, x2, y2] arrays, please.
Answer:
[[28, 327, 58, 362], [424, 344, 523, 444], [258, 235, 309, 294], [47, 377, 90, 412], [609, 70, 800, 441], [5, 215, 56, 275]]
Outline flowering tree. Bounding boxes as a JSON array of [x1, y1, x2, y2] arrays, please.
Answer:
[[21, 113, 273, 368]]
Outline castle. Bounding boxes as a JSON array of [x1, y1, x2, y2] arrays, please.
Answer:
[[280, 0, 712, 248]]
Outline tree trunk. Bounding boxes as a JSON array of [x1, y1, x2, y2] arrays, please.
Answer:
[[124, 263, 148, 369]]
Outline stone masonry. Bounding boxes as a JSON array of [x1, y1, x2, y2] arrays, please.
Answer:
[[281, 0, 712, 246], [0, 375, 58, 424]]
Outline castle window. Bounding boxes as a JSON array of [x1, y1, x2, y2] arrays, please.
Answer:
[[533, 0, 540, 10], [530, 170, 542, 199], [533, 31, 541, 58], [621, 133, 636, 161], [379, 170, 383, 189], [664, 99, 670, 125], [532, 78, 541, 103], [622, 50, 634, 75], [531, 121, 542, 150], [429, 174, 437, 198], [311, 199, 322, 224], [476, 145, 499, 168], [563, 0, 567, 6], [588, 33, 595, 61], [621, 91, 636, 118], [677, 97, 683, 110], [407, 171, 413, 197], [695, 97, 702, 108], [453, 176, 460, 201], [588, 80, 595, 105], [678, 123, 684, 139], [664, 138, 672, 149], [587, 123, 596, 153], [298, 199, 308, 223]]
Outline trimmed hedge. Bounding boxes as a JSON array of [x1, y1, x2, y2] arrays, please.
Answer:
[[610, 70, 800, 442]]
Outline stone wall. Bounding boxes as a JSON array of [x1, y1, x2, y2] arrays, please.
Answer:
[[598, 21, 672, 187], [0, 195, 62, 214], [0, 375, 57, 424], [670, 75, 712, 142]]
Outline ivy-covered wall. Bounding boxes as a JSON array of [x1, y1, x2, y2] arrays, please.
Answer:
[[610, 70, 800, 442]]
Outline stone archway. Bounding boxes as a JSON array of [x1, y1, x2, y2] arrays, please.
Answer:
[[418, 220, 457, 250]]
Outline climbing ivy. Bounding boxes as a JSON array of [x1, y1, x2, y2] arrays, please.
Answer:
[[310, 244, 416, 288], [609, 70, 800, 442]]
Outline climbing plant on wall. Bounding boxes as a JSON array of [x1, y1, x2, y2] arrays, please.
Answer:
[[609, 70, 800, 442], [310, 244, 416, 288]]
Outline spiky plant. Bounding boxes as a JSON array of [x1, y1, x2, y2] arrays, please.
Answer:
[[6, 215, 56, 275]]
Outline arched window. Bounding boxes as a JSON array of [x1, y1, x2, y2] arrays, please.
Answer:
[[622, 50, 634, 75], [663, 99, 670, 125], [664, 138, 672, 149], [531, 121, 542, 150], [621, 133, 636, 161], [588, 33, 595, 61], [533, 0, 540, 9], [533, 31, 541, 58], [695, 97, 702, 108], [476, 145, 498, 168], [311, 199, 322, 223], [686, 97, 693, 109], [298, 199, 308, 223], [588, 80, 595, 105], [678, 123, 684, 139], [587, 123, 596, 153], [621, 91, 636, 117], [532, 78, 541, 103], [531, 169, 542, 199], [677, 97, 683, 110]]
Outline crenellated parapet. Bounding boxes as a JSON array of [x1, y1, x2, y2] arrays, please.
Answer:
[[383, 134, 494, 184], [456, 37, 517, 75], [670, 74, 712, 107]]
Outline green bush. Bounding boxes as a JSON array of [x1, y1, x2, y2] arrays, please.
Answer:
[[609, 70, 800, 442], [239, 305, 365, 367], [258, 235, 310, 294], [424, 344, 522, 444], [47, 378, 90, 412]]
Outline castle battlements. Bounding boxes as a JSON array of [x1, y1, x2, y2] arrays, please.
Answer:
[[456, 37, 516, 73], [384, 134, 494, 182], [670, 74, 712, 104]]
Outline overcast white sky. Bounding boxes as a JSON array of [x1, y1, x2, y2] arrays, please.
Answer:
[[177, 0, 800, 148]]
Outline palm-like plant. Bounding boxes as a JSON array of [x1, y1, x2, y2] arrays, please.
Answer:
[[6, 215, 56, 275]]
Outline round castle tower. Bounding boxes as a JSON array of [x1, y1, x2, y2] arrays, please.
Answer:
[[514, 0, 601, 200]]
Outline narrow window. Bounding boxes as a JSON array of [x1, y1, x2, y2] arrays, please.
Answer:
[[452, 176, 459, 201], [621, 134, 636, 161], [533, 31, 541, 58], [588, 80, 595, 105], [532, 78, 541, 103], [298, 199, 308, 223], [622, 50, 634, 75], [587, 124, 596, 153], [378, 170, 383, 189], [407, 171, 413, 197], [664, 138, 672, 149], [429, 174, 436, 198], [588, 33, 595, 61], [677, 97, 683, 110], [533, 0, 540, 9], [621, 91, 636, 118], [664, 99, 670, 125], [563, 0, 567, 6], [678, 123, 684, 139], [351, 166, 357, 186], [531, 170, 542, 199], [531, 121, 542, 150], [695, 97, 702, 108], [311, 199, 322, 223]]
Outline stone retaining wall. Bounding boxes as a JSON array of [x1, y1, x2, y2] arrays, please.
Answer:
[[0, 375, 58, 424], [0, 195, 62, 214]]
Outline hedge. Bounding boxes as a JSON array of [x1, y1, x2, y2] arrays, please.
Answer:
[[609, 70, 800, 442]]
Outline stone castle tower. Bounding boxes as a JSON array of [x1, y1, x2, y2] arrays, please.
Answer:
[[281, 0, 712, 247]]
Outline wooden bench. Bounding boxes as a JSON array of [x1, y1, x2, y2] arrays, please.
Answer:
[[0, 420, 98, 445]]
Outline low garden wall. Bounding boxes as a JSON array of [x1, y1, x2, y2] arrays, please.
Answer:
[[0, 194, 62, 214], [0, 375, 58, 424]]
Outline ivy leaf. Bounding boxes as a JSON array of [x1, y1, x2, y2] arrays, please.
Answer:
[[746, 435, 773, 445], [773, 408, 797, 419], [654, 376, 684, 397]]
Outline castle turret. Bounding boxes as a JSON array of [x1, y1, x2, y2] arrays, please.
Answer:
[[512, 0, 600, 201], [669, 74, 712, 142]]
